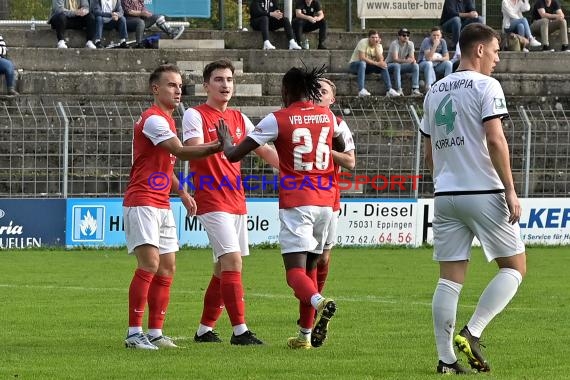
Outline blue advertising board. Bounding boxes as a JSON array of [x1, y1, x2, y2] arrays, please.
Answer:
[[144, 0, 211, 18], [0, 199, 66, 248], [65, 198, 280, 248]]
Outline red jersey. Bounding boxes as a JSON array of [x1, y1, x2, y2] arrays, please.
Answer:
[[248, 100, 337, 209], [182, 104, 254, 215], [123, 105, 177, 208]]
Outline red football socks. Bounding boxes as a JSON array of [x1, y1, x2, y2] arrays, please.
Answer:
[[317, 258, 330, 293], [221, 271, 246, 326], [128, 268, 154, 327], [147, 274, 173, 329], [286, 267, 318, 305], [200, 275, 224, 327]]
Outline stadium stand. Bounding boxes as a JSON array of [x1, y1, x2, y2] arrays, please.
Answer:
[[1, 24, 570, 199]]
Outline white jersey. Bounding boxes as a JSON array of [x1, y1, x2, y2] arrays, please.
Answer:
[[420, 70, 508, 194]]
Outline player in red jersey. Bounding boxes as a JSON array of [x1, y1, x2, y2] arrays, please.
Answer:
[[218, 65, 342, 349], [123, 64, 223, 350], [315, 78, 355, 294], [182, 59, 278, 345]]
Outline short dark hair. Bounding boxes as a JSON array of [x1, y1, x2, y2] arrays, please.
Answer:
[[459, 23, 500, 55], [368, 29, 379, 37], [149, 64, 181, 87], [203, 59, 235, 82], [431, 26, 442, 33]]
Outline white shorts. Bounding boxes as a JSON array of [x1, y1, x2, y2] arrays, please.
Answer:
[[279, 205, 333, 254], [197, 212, 249, 262], [123, 206, 179, 255], [433, 193, 525, 262], [324, 210, 340, 250]]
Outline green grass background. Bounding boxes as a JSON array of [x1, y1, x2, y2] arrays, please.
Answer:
[[0, 247, 568, 379]]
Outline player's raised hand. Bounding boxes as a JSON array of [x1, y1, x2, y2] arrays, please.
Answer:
[[216, 119, 233, 148]]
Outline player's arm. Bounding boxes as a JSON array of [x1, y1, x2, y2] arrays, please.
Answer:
[[331, 119, 356, 170], [485, 118, 520, 223], [159, 136, 221, 161], [216, 119, 259, 162], [254, 144, 279, 169], [423, 137, 433, 175], [332, 150, 355, 170], [171, 173, 197, 216]]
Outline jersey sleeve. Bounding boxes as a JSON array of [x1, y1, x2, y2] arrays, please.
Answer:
[[182, 108, 204, 143], [481, 78, 509, 122], [142, 114, 177, 145], [247, 113, 278, 146], [337, 119, 355, 152], [420, 93, 431, 137], [241, 112, 255, 134]]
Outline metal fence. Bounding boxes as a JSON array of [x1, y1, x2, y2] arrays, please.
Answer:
[[1, 98, 568, 199]]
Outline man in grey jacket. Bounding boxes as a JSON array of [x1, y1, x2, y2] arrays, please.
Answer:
[[48, 0, 97, 49]]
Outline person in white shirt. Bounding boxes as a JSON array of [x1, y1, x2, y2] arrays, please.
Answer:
[[421, 23, 526, 375], [501, 0, 541, 51]]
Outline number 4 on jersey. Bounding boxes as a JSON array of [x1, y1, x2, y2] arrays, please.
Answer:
[[435, 94, 456, 135]]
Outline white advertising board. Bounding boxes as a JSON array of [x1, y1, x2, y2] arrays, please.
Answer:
[[357, 0, 444, 19], [416, 198, 570, 246], [336, 199, 418, 246]]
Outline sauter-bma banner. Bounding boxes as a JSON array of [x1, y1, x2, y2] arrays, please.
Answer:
[[357, 0, 444, 18]]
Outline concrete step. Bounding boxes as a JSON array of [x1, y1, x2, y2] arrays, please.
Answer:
[[187, 83, 262, 97], [8, 47, 570, 76], [12, 70, 570, 97], [3, 26, 569, 53], [158, 39, 224, 49], [178, 60, 244, 74]]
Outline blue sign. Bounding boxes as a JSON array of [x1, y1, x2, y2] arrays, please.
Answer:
[[65, 198, 280, 249], [0, 199, 66, 248], [71, 205, 105, 242], [144, 0, 211, 18]]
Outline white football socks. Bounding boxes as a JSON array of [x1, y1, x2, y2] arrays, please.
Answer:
[[467, 268, 522, 338], [432, 278, 463, 364]]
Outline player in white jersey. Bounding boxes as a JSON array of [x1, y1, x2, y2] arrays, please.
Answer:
[[315, 78, 355, 294], [420, 23, 526, 375]]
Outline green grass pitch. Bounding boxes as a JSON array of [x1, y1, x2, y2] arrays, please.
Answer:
[[0, 246, 568, 379]]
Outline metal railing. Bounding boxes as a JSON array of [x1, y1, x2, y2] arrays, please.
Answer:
[[0, 99, 568, 199]]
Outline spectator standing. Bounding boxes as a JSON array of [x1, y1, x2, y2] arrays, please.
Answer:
[[249, 0, 302, 50], [121, 0, 184, 48], [48, 0, 97, 49], [182, 59, 278, 345], [502, 0, 542, 51], [421, 23, 526, 374], [123, 64, 223, 350], [218, 66, 342, 349], [440, 0, 483, 50], [348, 30, 400, 97], [292, 0, 328, 49], [0, 35, 18, 96], [418, 27, 454, 92], [90, 0, 129, 48], [530, 0, 569, 51], [386, 28, 422, 96]]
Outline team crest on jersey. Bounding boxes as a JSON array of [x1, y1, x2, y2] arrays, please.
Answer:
[[235, 127, 242, 138], [494, 97, 506, 109]]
